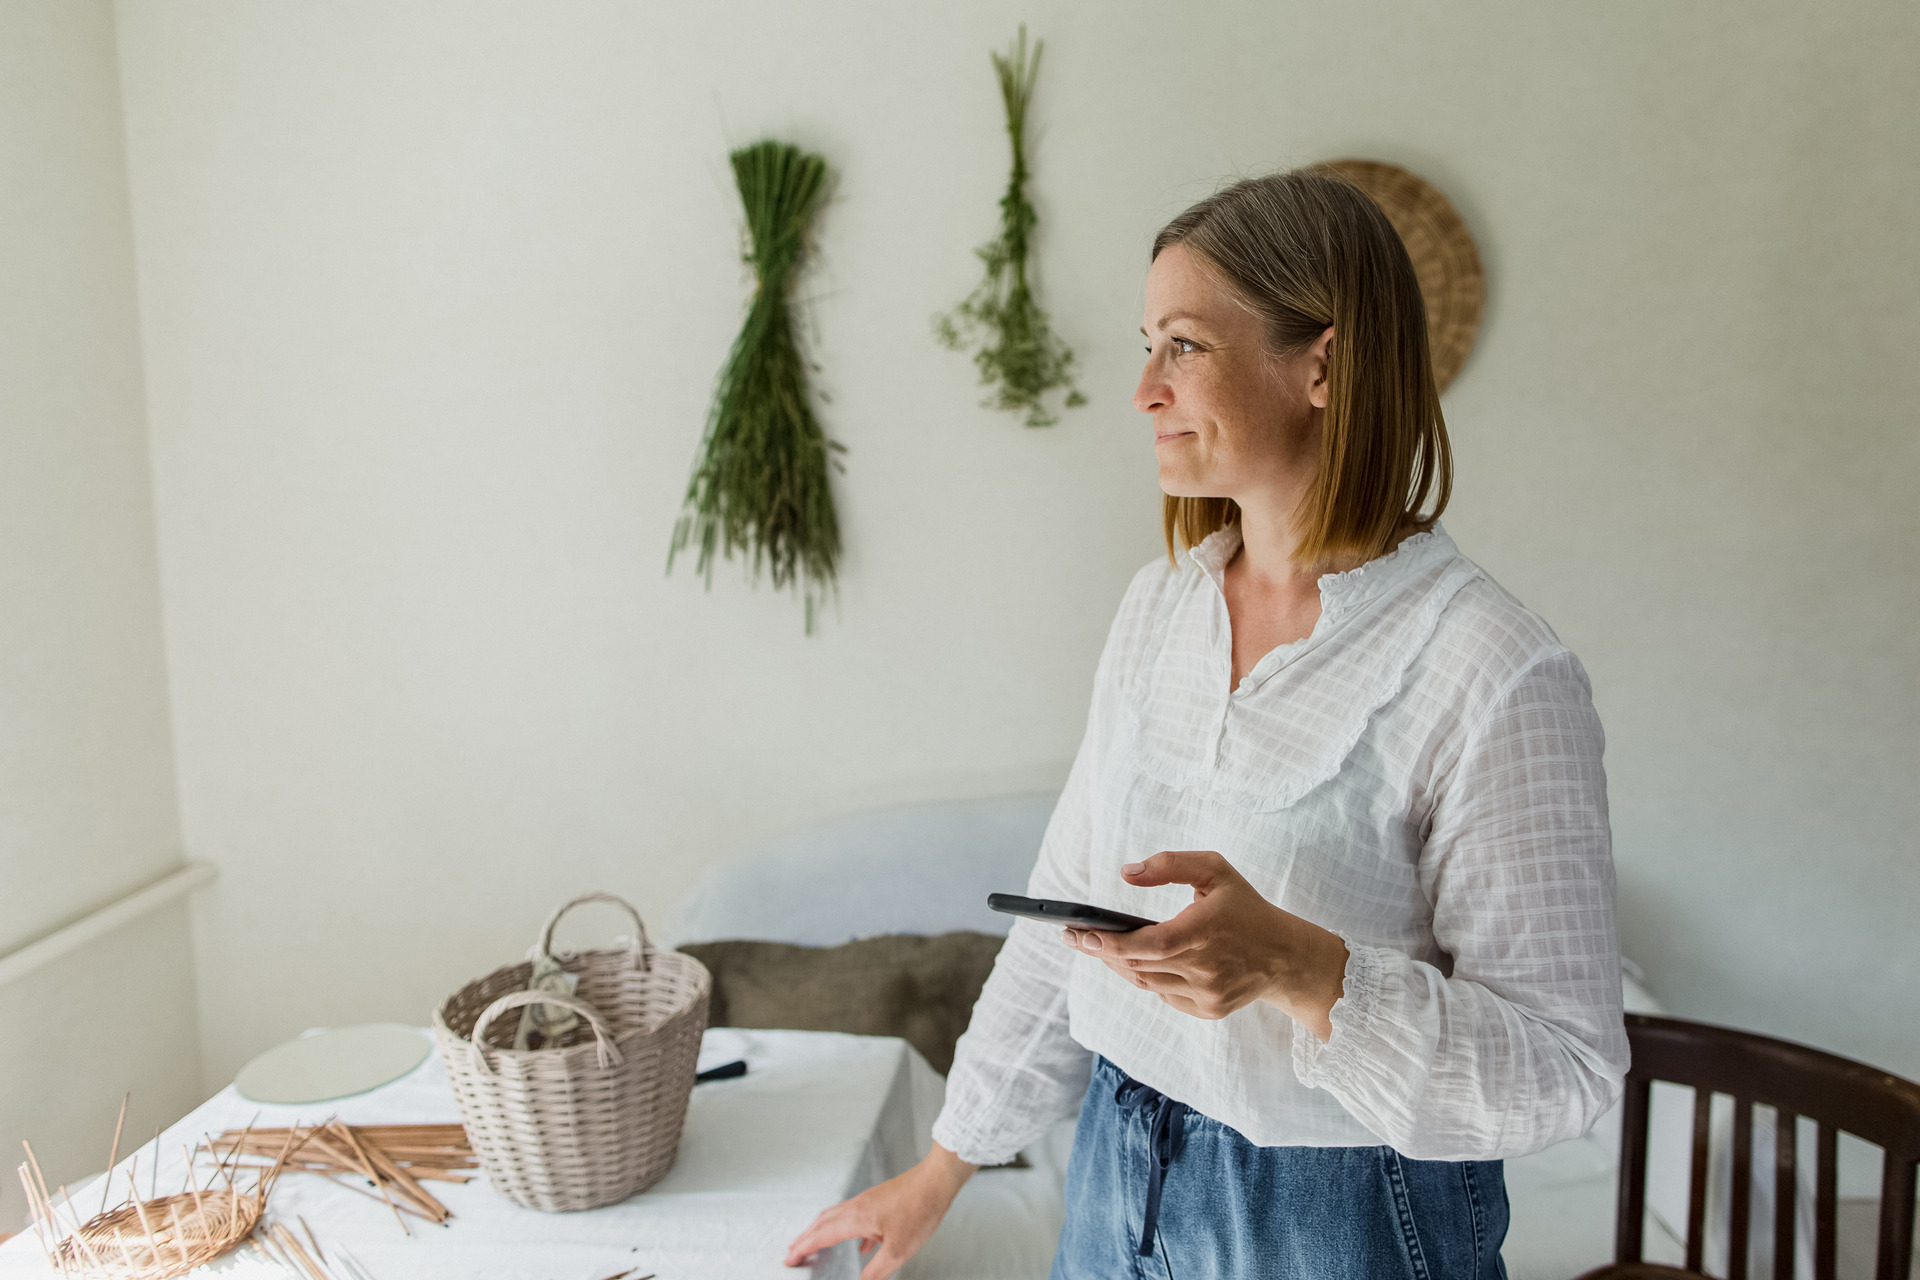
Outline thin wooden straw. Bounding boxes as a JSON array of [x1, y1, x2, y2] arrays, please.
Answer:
[[266, 1122, 301, 1185], [17, 1164, 57, 1273], [165, 1199, 190, 1268], [253, 1230, 296, 1273], [183, 1145, 207, 1222], [50, 1176, 96, 1249], [125, 1174, 161, 1259], [335, 1243, 382, 1280], [327, 1123, 408, 1236], [272, 1221, 331, 1280], [299, 1214, 326, 1265], [101, 1094, 129, 1216], [27, 1151, 102, 1275], [309, 1170, 437, 1221], [58, 1183, 106, 1270], [348, 1129, 447, 1221], [21, 1142, 57, 1230], [112, 1226, 140, 1269]]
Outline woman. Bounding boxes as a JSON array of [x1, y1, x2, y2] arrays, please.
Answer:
[[786, 169, 1627, 1279]]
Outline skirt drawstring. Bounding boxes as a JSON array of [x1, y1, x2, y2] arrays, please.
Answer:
[[1113, 1075, 1189, 1258]]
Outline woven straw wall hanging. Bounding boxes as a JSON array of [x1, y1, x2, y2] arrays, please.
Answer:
[[1318, 159, 1484, 392]]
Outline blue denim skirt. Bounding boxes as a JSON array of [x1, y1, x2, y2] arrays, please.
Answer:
[[1051, 1056, 1509, 1280]]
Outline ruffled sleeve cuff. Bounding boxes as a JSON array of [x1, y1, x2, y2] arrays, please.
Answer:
[[929, 1112, 1024, 1170], [1290, 933, 1387, 1092]]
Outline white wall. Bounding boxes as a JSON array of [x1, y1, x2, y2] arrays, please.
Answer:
[[0, 0, 198, 1228], [110, 0, 1919, 1097]]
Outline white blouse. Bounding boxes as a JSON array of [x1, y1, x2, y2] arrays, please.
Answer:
[[932, 524, 1629, 1166]]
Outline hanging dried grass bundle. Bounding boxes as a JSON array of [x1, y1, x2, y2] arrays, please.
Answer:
[[670, 139, 842, 631], [16, 1115, 290, 1279], [936, 26, 1085, 428]]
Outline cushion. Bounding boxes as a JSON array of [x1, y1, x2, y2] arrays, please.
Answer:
[[678, 931, 1004, 1075]]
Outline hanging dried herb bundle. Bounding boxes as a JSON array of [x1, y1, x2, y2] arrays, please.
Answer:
[[936, 26, 1085, 428], [671, 139, 842, 628]]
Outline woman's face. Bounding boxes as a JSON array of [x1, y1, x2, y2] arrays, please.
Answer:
[[1135, 243, 1330, 505]]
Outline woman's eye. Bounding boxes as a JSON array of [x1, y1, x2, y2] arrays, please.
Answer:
[[1172, 337, 1198, 355]]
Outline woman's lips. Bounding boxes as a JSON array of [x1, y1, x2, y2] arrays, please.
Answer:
[[1155, 430, 1195, 444]]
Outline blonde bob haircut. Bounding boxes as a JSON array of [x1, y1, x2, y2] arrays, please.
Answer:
[[1153, 167, 1452, 566]]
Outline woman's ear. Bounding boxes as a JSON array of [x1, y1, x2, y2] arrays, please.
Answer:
[[1305, 325, 1335, 409]]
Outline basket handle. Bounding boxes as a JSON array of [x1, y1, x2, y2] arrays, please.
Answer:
[[533, 891, 651, 972], [467, 990, 624, 1076]]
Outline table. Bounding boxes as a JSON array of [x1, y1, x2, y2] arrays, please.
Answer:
[[1, 1028, 945, 1280]]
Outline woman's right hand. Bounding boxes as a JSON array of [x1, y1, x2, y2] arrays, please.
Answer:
[[783, 1143, 977, 1279]]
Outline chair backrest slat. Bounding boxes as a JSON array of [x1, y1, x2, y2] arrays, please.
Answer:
[[1773, 1108, 1797, 1280], [1612, 1015, 1920, 1280], [1687, 1085, 1712, 1272], [1730, 1095, 1754, 1278], [1874, 1152, 1916, 1280], [1616, 1073, 1652, 1263], [1816, 1122, 1838, 1280]]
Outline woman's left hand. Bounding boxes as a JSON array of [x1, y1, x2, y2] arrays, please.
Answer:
[[1061, 851, 1351, 1041]]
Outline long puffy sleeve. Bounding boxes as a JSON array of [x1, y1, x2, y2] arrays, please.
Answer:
[[930, 562, 1181, 1166], [1290, 650, 1630, 1160], [930, 728, 1099, 1166]]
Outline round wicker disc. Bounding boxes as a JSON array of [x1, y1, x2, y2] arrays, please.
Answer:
[[1319, 159, 1484, 392]]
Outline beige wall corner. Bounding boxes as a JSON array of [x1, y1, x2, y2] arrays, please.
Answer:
[[0, 903, 203, 1218], [0, 0, 198, 1224]]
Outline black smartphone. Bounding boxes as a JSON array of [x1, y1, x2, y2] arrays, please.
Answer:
[[987, 893, 1157, 933]]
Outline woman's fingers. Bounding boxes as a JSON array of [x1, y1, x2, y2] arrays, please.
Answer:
[[1075, 929, 1266, 1018], [1103, 956, 1244, 1020], [784, 1201, 871, 1265], [784, 1150, 972, 1277], [1078, 942, 1193, 989], [1100, 913, 1204, 961], [1064, 923, 1198, 966], [786, 1218, 906, 1280], [1121, 849, 1236, 890], [1070, 851, 1334, 1025], [1070, 896, 1212, 961]]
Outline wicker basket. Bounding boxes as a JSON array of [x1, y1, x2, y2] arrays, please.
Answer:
[[433, 892, 710, 1212]]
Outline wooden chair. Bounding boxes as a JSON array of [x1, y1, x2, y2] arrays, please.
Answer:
[[1576, 1013, 1920, 1280]]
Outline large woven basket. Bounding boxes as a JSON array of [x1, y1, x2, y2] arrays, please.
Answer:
[[433, 892, 710, 1212]]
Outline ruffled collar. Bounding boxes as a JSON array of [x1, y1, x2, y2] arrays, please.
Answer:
[[1127, 521, 1478, 812], [1187, 522, 1456, 616]]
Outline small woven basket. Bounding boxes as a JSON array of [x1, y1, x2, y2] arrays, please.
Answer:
[[433, 892, 710, 1212]]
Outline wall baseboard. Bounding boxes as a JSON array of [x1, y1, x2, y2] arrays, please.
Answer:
[[0, 862, 215, 989]]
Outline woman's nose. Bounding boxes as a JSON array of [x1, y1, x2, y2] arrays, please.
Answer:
[[1134, 361, 1169, 414]]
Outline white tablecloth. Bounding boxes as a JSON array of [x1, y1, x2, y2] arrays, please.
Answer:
[[2, 1028, 945, 1280]]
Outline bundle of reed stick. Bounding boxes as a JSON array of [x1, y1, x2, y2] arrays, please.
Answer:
[[252, 1216, 382, 1280], [206, 1123, 476, 1232]]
